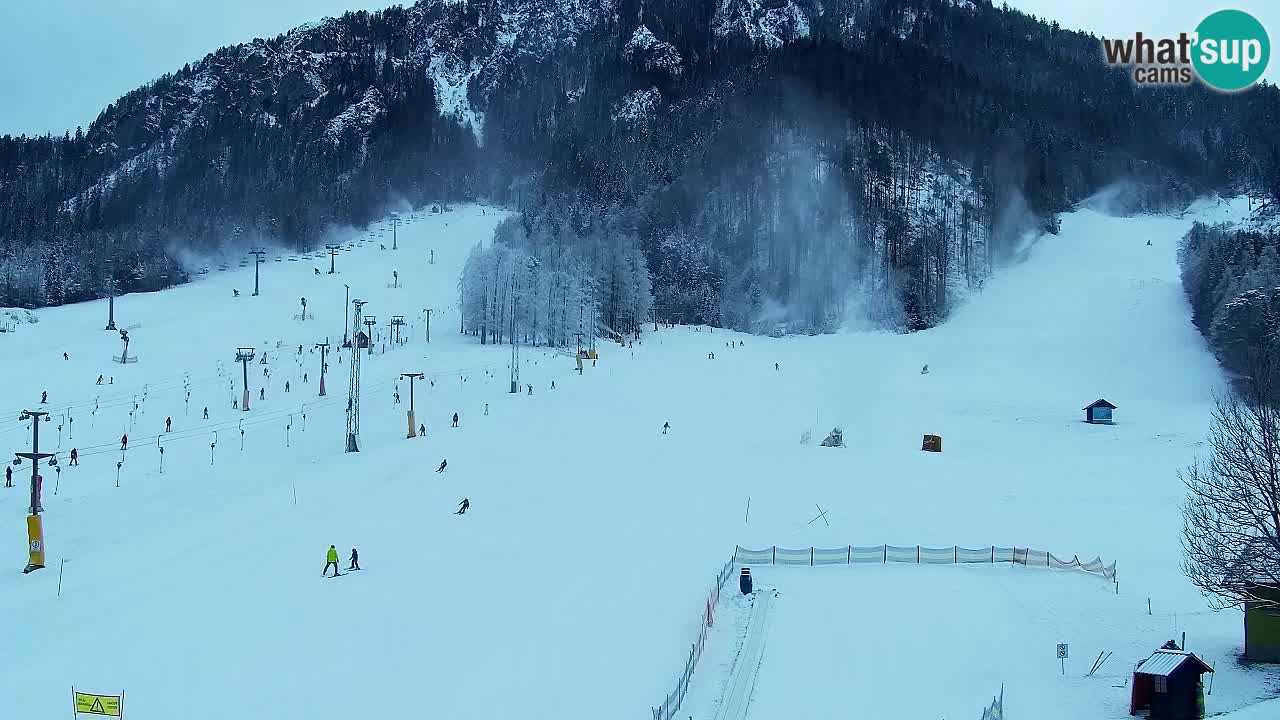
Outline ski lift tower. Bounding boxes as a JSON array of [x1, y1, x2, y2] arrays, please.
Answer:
[[363, 316, 378, 355], [314, 340, 330, 396], [16, 409, 53, 573], [235, 347, 256, 411], [401, 372, 424, 438], [342, 284, 351, 347], [104, 267, 118, 331], [345, 300, 367, 453], [326, 244, 341, 274], [249, 249, 267, 296], [391, 315, 405, 344]]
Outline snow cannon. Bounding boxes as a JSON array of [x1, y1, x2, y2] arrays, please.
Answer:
[[739, 567, 753, 595]]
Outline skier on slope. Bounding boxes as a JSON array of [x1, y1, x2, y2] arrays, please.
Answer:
[[456, 498, 470, 515], [436, 459, 448, 473], [285, 381, 290, 393], [452, 412, 459, 428], [348, 548, 360, 571], [69, 448, 78, 466], [166, 417, 172, 433], [419, 423, 426, 436], [5, 465, 11, 487], [97, 375, 104, 385], [40, 390, 47, 404], [63, 352, 69, 360], [921, 364, 929, 375], [259, 388, 265, 401], [303, 373, 308, 383], [663, 421, 670, 435], [120, 434, 128, 450], [203, 407, 209, 420], [324, 545, 340, 577]]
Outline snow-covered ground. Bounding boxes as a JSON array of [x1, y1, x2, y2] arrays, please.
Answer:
[[1, 197, 1277, 719]]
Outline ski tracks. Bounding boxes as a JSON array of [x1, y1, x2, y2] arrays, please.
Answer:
[[712, 589, 778, 720]]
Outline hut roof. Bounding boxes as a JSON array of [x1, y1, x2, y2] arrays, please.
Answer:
[[1134, 650, 1213, 677], [1084, 398, 1118, 410]]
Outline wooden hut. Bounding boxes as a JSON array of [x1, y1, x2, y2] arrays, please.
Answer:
[[1129, 649, 1212, 719], [1245, 583, 1280, 662], [1084, 399, 1117, 424]]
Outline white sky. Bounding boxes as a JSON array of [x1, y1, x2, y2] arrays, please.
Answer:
[[0, 1, 1275, 137], [0, 1, 394, 137]]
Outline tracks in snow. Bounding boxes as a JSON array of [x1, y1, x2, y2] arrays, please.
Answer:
[[712, 589, 778, 720]]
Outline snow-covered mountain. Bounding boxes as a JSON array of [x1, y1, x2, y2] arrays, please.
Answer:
[[3, 0, 1276, 338]]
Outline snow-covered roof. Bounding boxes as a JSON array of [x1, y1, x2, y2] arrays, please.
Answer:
[[1134, 650, 1213, 677], [1084, 398, 1116, 410]]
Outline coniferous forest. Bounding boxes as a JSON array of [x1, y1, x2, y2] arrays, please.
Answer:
[[1, 0, 1278, 339]]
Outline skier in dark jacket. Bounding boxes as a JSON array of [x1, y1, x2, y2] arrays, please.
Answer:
[[663, 421, 670, 434], [456, 498, 470, 515], [451, 412, 459, 427], [349, 548, 360, 571], [69, 448, 78, 466], [203, 407, 209, 420], [166, 417, 172, 433], [120, 434, 128, 450], [41, 391, 47, 404], [436, 459, 447, 473], [419, 423, 426, 437], [5, 465, 11, 487]]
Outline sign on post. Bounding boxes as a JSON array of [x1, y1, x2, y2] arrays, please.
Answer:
[[73, 688, 123, 718], [1057, 643, 1069, 675]]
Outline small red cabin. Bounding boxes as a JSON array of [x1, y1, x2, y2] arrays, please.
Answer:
[[1130, 649, 1212, 719]]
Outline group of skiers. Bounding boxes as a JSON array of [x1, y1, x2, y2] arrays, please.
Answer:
[[324, 545, 360, 576]]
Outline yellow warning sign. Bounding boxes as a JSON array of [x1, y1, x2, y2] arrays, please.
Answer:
[[74, 691, 121, 717]]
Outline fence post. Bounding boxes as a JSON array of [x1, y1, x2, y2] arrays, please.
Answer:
[[954, 545, 958, 563], [811, 547, 814, 566], [848, 545, 851, 564], [991, 545, 995, 563], [883, 544, 887, 563], [917, 545, 921, 563], [772, 546, 776, 564]]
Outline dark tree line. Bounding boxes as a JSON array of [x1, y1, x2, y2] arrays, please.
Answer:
[[1180, 213, 1280, 386]]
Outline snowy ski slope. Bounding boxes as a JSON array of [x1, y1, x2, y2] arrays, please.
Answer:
[[1, 198, 1278, 719]]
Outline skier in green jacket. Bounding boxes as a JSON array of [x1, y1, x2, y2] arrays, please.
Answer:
[[324, 545, 340, 577]]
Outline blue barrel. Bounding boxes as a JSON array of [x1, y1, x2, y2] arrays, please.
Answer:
[[739, 567, 753, 595]]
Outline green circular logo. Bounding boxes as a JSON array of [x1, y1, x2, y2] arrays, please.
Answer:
[[1193, 9, 1270, 91]]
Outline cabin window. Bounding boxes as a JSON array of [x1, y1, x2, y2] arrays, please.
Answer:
[[1154, 676, 1167, 693]]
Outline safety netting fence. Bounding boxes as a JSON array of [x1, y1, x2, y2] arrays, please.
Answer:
[[733, 544, 1116, 582], [650, 558, 735, 720]]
